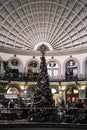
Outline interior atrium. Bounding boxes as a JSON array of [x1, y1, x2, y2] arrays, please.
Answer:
[[0, 0, 87, 127]]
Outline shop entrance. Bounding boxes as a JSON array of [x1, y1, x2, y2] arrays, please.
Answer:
[[66, 86, 79, 105]]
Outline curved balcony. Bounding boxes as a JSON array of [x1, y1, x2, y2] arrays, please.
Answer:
[[0, 73, 87, 83]]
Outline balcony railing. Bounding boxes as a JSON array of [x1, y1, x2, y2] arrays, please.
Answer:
[[0, 73, 87, 82], [0, 107, 87, 125]]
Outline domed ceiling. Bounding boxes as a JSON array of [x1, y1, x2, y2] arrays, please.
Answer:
[[0, 0, 87, 55]]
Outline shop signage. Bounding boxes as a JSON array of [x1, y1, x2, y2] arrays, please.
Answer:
[[4, 94, 17, 99]]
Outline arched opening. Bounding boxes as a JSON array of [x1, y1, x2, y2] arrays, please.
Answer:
[[65, 60, 78, 81], [28, 60, 39, 73], [7, 87, 20, 95], [47, 61, 59, 79], [8, 57, 23, 73], [26, 60, 39, 81]]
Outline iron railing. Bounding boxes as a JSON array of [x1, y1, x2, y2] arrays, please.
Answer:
[[0, 73, 87, 82], [0, 107, 87, 124]]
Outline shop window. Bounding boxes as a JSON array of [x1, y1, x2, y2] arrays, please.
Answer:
[[66, 87, 79, 104]]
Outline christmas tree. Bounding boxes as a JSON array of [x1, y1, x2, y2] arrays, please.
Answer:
[[29, 44, 55, 122], [33, 44, 55, 108]]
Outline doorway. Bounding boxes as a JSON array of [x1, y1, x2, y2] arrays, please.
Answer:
[[66, 86, 79, 104]]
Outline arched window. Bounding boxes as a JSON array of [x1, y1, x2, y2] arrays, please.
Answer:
[[8, 57, 23, 73], [65, 60, 78, 80], [47, 61, 59, 79], [10, 59, 19, 66], [28, 61, 38, 73], [7, 87, 20, 95]]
